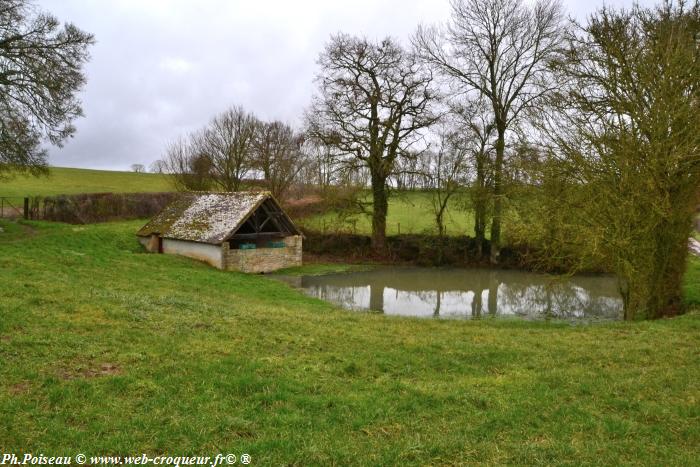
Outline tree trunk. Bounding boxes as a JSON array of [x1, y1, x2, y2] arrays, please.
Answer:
[[369, 283, 384, 312], [631, 224, 689, 319], [487, 272, 499, 315], [646, 244, 686, 319], [371, 171, 388, 253], [436, 202, 448, 238], [473, 156, 487, 258], [434, 290, 442, 317], [472, 287, 483, 317], [490, 126, 506, 264]]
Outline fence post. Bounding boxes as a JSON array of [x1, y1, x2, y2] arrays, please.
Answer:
[[24, 197, 29, 220]]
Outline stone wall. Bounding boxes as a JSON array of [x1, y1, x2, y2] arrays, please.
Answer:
[[223, 235, 302, 273]]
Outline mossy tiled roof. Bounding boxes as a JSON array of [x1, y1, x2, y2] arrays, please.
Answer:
[[137, 192, 269, 244]]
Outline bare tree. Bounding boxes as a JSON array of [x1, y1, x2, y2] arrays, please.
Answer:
[[307, 34, 438, 252], [392, 149, 433, 190], [414, 0, 564, 263], [299, 139, 339, 192], [0, 0, 94, 180], [149, 159, 167, 173], [453, 100, 495, 257], [162, 136, 212, 191], [253, 120, 307, 200], [130, 163, 145, 173], [200, 106, 258, 192], [161, 105, 259, 192], [428, 126, 470, 238]]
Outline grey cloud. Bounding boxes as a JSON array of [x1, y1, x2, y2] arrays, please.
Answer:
[[38, 0, 654, 170]]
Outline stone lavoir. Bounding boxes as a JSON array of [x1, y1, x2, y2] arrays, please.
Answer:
[[136, 192, 302, 273]]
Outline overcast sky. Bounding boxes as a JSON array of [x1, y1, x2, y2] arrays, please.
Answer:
[[38, 0, 654, 171]]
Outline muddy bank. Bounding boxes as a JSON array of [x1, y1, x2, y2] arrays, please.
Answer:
[[300, 230, 613, 274], [302, 230, 527, 269]]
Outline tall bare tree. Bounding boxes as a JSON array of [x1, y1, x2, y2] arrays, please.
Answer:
[[392, 149, 433, 190], [414, 0, 564, 263], [451, 99, 495, 257], [149, 159, 167, 174], [0, 0, 94, 179], [299, 139, 340, 192], [253, 120, 306, 200], [307, 34, 437, 252], [428, 126, 470, 238], [200, 106, 258, 192], [162, 136, 212, 191]]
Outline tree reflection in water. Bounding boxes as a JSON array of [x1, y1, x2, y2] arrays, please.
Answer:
[[295, 267, 622, 320]]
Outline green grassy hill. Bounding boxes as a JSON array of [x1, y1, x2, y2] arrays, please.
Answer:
[[0, 167, 173, 203], [299, 191, 476, 236], [1, 169, 475, 236], [1, 219, 698, 464]]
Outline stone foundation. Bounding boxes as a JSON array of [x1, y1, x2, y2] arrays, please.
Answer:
[[223, 235, 302, 273]]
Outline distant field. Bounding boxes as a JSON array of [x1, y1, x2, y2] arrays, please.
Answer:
[[1, 169, 481, 236], [0, 167, 173, 203], [299, 191, 477, 236]]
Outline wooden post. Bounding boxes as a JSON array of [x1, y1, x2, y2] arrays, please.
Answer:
[[23, 197, 29, 220]]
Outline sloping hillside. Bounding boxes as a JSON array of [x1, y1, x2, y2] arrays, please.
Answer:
[[0, 219, 698, 464], [0, 167, 173, 202]]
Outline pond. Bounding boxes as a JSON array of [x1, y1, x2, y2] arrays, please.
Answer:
[[276, 267, 623, 321]]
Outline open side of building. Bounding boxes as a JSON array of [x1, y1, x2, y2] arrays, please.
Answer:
[[136, 192, 302, 273]]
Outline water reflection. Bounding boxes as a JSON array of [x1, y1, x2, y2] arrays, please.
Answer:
[[279, 267, 623, 320]]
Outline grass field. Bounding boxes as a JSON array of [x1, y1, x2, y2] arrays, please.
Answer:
[[299, 191, 476, 236], [0, 167, 172, 204], [0, 171, 472, 236], [0, 170, 474, 236], [3, 168, 697, 243], [1, 219, 698, 464]]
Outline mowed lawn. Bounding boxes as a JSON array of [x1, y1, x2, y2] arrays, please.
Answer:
[[1, 220, 699, 465], [0, 167, 173, 203]]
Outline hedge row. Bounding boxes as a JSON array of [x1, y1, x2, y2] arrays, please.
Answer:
[[38, 192, 180, 224]]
